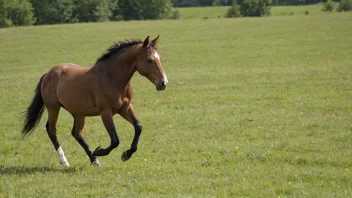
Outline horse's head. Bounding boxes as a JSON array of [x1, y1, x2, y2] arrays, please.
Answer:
[[136, 35, 168, 91]]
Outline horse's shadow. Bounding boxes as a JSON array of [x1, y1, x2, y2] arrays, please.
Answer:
[[0, 165, 78, 175]]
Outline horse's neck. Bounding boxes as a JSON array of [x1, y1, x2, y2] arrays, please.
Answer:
[[94, 48, 139, 90]]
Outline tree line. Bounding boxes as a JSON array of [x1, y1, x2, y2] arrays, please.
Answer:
[[1, 0, 351, 28], [171, 0, 342, 6], [0, 0, 172, 27]]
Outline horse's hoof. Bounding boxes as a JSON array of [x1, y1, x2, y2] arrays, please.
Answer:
[[91, 159, 101, 167], [121, 150, 130, 162], [59, 160, 70, 167]]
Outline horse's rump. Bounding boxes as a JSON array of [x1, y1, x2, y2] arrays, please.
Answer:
[[42, 64, 98, 115]]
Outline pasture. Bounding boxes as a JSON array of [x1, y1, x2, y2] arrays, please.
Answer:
[[1, 10, 352, 197], [177, 4, 326, 19]]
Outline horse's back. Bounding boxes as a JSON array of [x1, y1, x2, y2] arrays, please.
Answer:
[[48, 63, 88, 78], [43, 63, 88, 89]]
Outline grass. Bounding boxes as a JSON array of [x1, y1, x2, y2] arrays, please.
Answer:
[[1, 11, 352, 197], [176, 4, 331, 19], [270, 3, 329, 16]]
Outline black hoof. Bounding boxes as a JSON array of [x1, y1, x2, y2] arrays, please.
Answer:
[[93, 146, 105, 156], [121, 150, 131, 162]]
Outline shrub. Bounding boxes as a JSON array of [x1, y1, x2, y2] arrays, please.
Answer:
[[170, 10, 180, 19], [118, 0, 172, 20], [225, 3, 241, 18], [337, 0, 352, 12], [0, 0, 35, 28], [240, 0, 271, 17], [322, 0, 335, 12], [72, 0, 117, 23], [212, 0, 221, 6], [30, 0, 76, 24], [0, 18, 13, 28]]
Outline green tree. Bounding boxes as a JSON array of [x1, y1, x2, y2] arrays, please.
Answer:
[[240, 0, 271, 17], [30, 0, 75, 24], [225, 2, 240, 17], [322, 0, 335, 12], [172, 0, 200, 7], [117, 0, 142, 20], [0, 0, 35, 27], [73, 0, 117, 22], [212, 0, 221, 6], [169, 10, 180, 19], [337, 0, 352, 12], [0, 0, 9, 27], [94, 0, 117, 22], [118, 0, 171, 20]]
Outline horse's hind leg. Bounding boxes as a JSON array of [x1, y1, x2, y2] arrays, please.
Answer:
[[71, 116, 100, 166], [46, 107, 70, 167]]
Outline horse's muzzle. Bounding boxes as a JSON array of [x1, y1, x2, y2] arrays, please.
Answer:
[[156, 78, 168, 91]]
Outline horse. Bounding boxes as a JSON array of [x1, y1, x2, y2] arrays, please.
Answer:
[[22, 35, 168, 167]]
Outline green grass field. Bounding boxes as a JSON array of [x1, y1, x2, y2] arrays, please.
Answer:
[[1, 9, 352, 197], [177, 4, 331, 19]]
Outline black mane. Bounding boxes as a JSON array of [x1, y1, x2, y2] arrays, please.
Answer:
[[96, 39, 142, 64]]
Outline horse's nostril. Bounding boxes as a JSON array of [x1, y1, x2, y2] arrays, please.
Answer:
[[161, 81, 166, 87]]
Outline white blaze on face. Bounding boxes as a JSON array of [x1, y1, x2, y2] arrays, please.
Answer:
[[154, 51, 161, 62], [153, 52, 168, 85]]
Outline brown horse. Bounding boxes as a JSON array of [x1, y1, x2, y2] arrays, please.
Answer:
[[22, 36, 168, 167]]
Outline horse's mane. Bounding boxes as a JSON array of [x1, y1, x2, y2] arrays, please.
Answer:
[[96, 39, 142, 64]]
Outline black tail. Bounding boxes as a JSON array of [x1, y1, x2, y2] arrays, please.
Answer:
[[22, 74, 46, 136]]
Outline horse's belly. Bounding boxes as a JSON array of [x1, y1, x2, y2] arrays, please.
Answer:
[[58, 89, 99, 116], [57, 82, 99, 116], [61, 101, 100, 116]]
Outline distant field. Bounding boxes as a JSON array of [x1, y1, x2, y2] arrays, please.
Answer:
[[1, 11, 352, 197], [176, 4, 330, 19]]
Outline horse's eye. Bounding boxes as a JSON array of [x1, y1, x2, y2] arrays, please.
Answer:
[[147, 59, 153, 64]]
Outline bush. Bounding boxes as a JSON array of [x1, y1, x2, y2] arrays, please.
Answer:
[[0, 0, 35, 28], [118, 0, 172, 20], [30, 0, 76, 24], [240, 0, 272, 17], [170, 10, 180, 19], [225, 3, 241, 18], [0, 18, 13, 28], [322, 0, 335, 12], [212, 0, 220, 6], [72, 0, 117, 23], [337, 0, 352, 12]]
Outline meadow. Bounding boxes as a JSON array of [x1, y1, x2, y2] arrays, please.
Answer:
[[0, 6, 352, 197], [177, 3, 327, 19]]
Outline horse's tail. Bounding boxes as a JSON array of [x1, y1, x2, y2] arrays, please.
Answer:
[[22, 74, 46, 136]]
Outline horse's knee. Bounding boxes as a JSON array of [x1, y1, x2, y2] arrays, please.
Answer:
[[134, 121, 142, 134]]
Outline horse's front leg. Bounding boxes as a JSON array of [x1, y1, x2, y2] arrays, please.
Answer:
[[93, 110, 120, 156], [118, 104, 142, 162]]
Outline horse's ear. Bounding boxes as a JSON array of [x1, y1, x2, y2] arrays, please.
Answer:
[[151, 35, 159, 45], [143, 36, 150, 48]]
